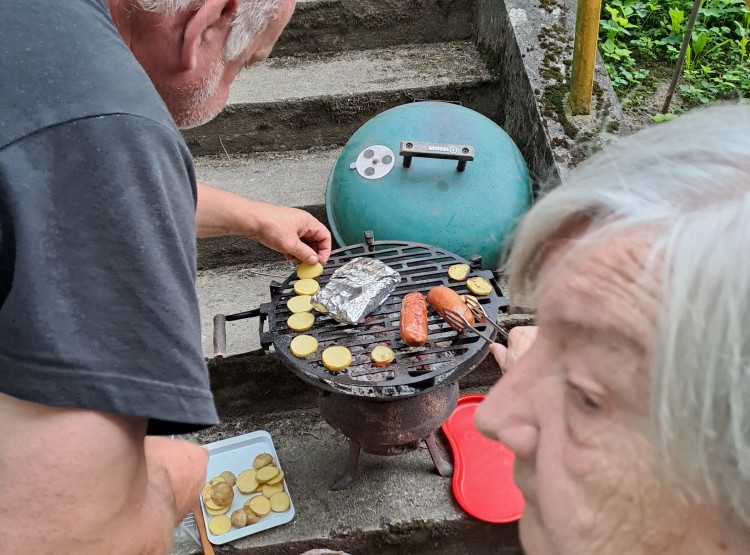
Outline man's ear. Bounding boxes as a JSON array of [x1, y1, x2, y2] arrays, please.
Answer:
[[181, 0, 239, 70]]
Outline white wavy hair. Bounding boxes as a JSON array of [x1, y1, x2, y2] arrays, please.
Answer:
[[135, 0, 284, 60], [506, 104, 750, 534]]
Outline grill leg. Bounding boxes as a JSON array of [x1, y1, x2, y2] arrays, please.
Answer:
[[331, 440, 361, 491], [425, 433, 453, 477]]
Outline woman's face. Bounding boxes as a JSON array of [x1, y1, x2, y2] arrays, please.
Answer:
[[475, 233, 692, 555]]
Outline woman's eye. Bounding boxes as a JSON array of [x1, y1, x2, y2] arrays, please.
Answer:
[[566, 381, 602, 413]]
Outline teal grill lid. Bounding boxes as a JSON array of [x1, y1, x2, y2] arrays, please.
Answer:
[[325, 102, 532, 270]]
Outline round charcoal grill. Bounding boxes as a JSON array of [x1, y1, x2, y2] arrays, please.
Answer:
[[216, 233, 507, 398], [213, 233, 508, 489]]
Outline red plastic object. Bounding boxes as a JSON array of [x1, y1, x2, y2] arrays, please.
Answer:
[[442, 394, 525, 523]]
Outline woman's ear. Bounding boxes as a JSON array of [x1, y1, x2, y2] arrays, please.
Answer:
[[181, 0, 239, 70]]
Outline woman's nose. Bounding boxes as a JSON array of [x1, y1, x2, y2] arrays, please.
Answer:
[[474, 354, 540, 460]]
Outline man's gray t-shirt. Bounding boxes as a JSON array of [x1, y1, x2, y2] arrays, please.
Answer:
[[0, 0, 219, 433]]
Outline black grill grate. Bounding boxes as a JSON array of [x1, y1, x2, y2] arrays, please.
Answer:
[[260, 237, 508, 397]]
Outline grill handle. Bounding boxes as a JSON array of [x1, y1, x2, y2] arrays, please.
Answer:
[[212, 308, 264, 361], [399, 141, 474, 172]]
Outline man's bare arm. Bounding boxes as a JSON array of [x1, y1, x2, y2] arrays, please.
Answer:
[[195, 181, 331, 265], [0, 393, 208, 555]]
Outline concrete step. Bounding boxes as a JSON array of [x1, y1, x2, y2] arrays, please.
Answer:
[[172, 406, 523, 555], [272, 0, 475, 57], [182, 41, 500, 157], [194, 149, 338, 270]]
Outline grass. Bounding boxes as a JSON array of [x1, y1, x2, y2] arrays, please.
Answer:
[[599, 0, 750, 115]]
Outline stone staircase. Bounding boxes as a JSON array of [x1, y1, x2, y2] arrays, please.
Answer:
[[176, 0, 624, 553]]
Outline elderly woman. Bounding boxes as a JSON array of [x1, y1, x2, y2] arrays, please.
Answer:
[[475, 104, 750, 555]]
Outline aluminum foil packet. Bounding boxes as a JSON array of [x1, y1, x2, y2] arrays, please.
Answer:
[[311, 257, 401, 325]]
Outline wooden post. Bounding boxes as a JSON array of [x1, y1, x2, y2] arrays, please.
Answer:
[[569, 0, 603, 115]]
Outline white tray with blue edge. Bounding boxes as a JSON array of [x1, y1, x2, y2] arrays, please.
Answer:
[[200, 430, 295, 545]]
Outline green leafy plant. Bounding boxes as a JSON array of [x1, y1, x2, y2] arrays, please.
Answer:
[[600, 0, 750, 109]]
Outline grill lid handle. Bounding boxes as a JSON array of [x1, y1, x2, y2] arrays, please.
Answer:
[[399, 141, 475, 172]]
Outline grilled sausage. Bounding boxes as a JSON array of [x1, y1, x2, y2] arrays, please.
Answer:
[[427, 286, 475, 332], [400, 292, 428, 346]]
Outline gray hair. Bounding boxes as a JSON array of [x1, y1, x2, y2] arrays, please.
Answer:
[[135, 0, 284, 61], [506, 104, 750, 533]]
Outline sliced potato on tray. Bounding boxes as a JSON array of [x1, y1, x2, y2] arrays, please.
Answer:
[[270, 491, 291, 512], [208, 514, 232, 535]]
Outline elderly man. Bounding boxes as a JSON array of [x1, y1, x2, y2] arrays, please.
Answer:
[[0, 1, 325, 553], [475, 104, 750, 554]]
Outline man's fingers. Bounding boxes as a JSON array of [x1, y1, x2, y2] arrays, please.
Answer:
[[489, 343, 508, 373], [506, 326, 538, 363]]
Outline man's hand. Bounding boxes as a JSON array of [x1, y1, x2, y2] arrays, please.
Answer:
[[0, 393, 208, 555], [489, 326, 538, 374], [196, 182, 332, 265]]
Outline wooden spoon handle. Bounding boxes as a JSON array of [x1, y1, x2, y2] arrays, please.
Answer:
[[192, 504, 215, 555]]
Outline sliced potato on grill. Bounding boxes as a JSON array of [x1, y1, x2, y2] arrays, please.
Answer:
[[448, 263, 470, 281], [296, 262, 324, 279], [290, 334, 318, 358], [287, 312, 315, 332], [322, 346, 352, 372], [293, 278, 320, 296], [287, 294, 313, 313], [466, 277, 492, 296], [371, 345, 395, 366]]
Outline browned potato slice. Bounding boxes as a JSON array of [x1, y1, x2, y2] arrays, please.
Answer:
[[256, 465, 280, 483], [253, 453, 274, 469], [269, 491, 291, 512], [448, 263, 470, 281], [466, 276, 492, 296], [266, 469, 285, 486], [370, 345, 395, 365], [230, 508, 247, 529], [247, 495, 271, 517], [208, 515, 232, 535], [262, 483, 284, 498]]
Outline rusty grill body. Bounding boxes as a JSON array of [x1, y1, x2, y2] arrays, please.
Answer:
[[215, 234, 508, 489]]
